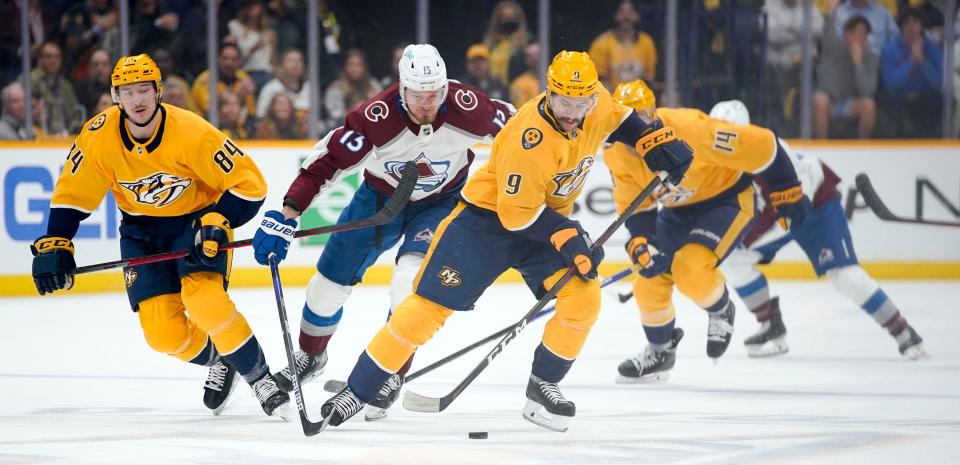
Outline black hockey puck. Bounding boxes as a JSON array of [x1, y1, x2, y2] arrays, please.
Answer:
[[468, 432, 488, 439]]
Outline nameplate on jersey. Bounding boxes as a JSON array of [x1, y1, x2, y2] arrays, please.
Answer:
[[118, 172, 193, 207]]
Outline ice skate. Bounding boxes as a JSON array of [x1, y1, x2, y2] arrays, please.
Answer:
[[522, 375, 575, 433], [251, 373, 291, 419], [273, 350, 328, 392], [897, 325, 927, 360], [707, 301, 735, 360], [203, 359, 239, 415], [320, 386, 365, 428], [616, 328, 684, 383], [364, 373, 404, 421], [744, 310, 789, 358]]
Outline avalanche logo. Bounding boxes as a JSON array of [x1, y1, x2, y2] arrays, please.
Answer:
[[551, 156, 594, 197], [119, 172, 192, 207], [413, 228, 434, 243], [384, 153, 450, 192]]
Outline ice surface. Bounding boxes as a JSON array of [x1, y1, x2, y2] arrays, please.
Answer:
[[1, 279, 958, 464]]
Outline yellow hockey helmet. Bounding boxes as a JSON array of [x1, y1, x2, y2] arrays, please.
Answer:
[[546, 51, 599, 97], [612, 79, 656, 113], [111, 54, 163, 104]]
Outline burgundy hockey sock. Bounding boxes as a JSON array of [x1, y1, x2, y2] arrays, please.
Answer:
[[299, 331, 331, 355], [750, 297, 781, 323], [882, 311, 909, 337]]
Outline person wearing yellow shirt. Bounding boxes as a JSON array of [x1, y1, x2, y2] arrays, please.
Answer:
[[191, 43, 257, 120], [316, 52, 693, 433], [604, 80, 810, 383], [30, 54, 289, 419], [588, 0, 658, 91]]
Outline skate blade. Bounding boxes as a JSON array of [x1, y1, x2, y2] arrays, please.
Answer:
[[902, 344, 929, 361], [746, 338, 789, 358], [271, 403, 292, 422], [210, 376, 241, 416], [364, 406, 388, 421], [521, 399, 570, 433], [615, 371, 670, 384]]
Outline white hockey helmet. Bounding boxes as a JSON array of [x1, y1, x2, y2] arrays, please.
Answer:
[[709, 99, 751, 125], [398, 44, 448, 108]]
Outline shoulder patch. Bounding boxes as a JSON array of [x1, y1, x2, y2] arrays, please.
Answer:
[[88, 114, 106, 131], [521, 128, 543, 150], [454, 88, 478, 111], [364, 101, 390, 122]]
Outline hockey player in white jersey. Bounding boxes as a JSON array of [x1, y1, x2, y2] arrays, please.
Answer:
[[712, 100, 926, 360], [251, 44, 515, 420]]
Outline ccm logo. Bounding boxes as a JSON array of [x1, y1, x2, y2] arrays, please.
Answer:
[[640, 128, 675, 151]]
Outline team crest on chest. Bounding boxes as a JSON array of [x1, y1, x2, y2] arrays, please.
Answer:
[[384, 153, 450, 192], [551, 156, 594, 197], [521, 128, 542, 149], [654, 182, 695, 206], [118, 172, 192, 207]]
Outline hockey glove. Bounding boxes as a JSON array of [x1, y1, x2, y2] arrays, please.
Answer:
[[551, 223, 604, 280], [635, 120, 693, 184], [769, 185, 812, 230], [253, 210, 298, 265], [31, 236, 76, 295], [189, 212, 231, 266], [626, 236, 671, 278]]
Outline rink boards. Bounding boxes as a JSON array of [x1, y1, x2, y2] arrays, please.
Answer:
[[1, 140, 958, 295]]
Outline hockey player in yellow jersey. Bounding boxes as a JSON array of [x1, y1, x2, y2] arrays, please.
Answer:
[[605, 79, 811, 383], [317, 51, 693, 432], [29, 54, 290, 418]]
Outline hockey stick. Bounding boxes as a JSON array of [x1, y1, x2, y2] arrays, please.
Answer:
[[321, 266, 636, 394], [268, 253, 327, 436], [402, 171, 668, 413], [855, 174, 960, 228], [70, 161, 420, 276]]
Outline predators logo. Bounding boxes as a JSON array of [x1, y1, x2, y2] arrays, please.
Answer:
[[551, 156, 594, 197], [118, 172, 193, 207]]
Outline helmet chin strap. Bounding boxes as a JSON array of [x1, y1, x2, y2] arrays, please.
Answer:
[[120, 97, 161, 128]]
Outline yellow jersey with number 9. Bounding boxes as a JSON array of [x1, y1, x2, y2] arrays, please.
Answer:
[[461, 87, 631, 231], [51, 104, 266, 217], [604, 107, 776, 214]]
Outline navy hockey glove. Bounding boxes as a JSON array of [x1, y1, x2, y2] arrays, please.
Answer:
[[31, 236, 76, 295], [769, 185, 812, 230], [635, 120, 693, 184], [189, 212, 230, 266], [626, 236, 671, 278], [551, 222, 604, 280], [253, 210, 298, 265]]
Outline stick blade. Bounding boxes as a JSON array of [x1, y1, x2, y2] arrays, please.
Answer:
[[402, 390, 444, 413]]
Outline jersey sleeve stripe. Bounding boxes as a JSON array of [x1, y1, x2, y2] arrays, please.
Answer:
[[48, 203, 96, 214]]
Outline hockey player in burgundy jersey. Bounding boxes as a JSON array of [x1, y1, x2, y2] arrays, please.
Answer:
[[251, 44, 515, 420], [712, 100, 926, 360]]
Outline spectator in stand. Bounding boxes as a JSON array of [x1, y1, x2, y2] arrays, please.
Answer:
[[30, 41, 83, 136], [878, 9, 943, 138], [832, 0, 899, 57], [75, 48, 113, 118], [379, 44, 408, 89], [228, 0, 277, 92], [813, 15, 879, 138], [764, 0, 824, 135], [459, 44, 509, 102], [508, 42, 542, 109], [163, 76, 198, 113], [588, 0, 658, 91], [0, 82, 45, 141], [323, 48, 381, 128], [131, 0, 179, 54], [217, 91, 250, 140], [92, 92, 113, 115], [483, 0, 530, 85], [255, 93, 305, 139], [60, 0, 119, 78], [178, 0, 230, 81], [0, 0, 60, 87], [192, 43, 257, 121], [256, 48, 309, 118]]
